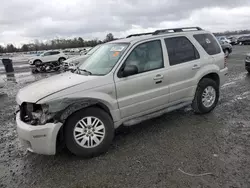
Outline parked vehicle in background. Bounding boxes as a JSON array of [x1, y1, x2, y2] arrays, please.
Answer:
[[15, 27, 228, 158], [63, 45, 101, 71], [29, 50, 68, 73], [29, 50, 68, 65], [239, 36, 250, 45], [0, 77, 4, 88], [245, 53, 250, 73], [216, 36, 231, 44], [219, 40, 232, 57], [227, 36, 238, 45]]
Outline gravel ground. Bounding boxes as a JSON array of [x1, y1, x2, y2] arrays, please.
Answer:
[[0, 46, 250, 188]]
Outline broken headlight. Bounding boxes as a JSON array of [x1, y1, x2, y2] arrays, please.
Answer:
[[31, 104, 55, 125], [20, 103, 55, 125]]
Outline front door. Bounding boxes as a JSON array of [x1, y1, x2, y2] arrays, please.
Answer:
[[114, 39, 170, 119]]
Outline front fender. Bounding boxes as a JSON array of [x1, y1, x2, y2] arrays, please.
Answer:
[[37, 90, 120, 123]]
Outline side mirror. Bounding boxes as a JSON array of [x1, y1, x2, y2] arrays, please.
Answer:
[[122, 65, 138, 77]]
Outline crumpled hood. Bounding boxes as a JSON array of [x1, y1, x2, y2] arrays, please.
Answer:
[[16, 72, 98, 104]]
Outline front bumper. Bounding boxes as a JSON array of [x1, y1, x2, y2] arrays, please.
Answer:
[[219, 67, 228, 86], [16, 112, 63, 155]]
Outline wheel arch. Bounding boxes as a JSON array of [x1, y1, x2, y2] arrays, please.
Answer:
[[199, 72, 220, 86], [33, 59, 42, 64], [58, 57, 66, 61], [57, 98, 114, 123]]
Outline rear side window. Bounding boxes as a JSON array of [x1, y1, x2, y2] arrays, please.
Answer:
[[194, 34, 221, 55], [51, 51, 60, 55], [164, 36, 200, 66]]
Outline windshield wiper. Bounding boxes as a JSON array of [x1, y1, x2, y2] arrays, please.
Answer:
[[76, 67, 92, 75]]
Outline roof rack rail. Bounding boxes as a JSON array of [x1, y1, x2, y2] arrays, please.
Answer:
[[126, 32, 154, 38], [153, 27, 202, 35]]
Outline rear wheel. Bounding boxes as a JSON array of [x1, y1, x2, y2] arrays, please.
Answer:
[[192, 78, 219, 114], [34, 60, 42, 72], [58, 57, 66, 64], [34, 60, 42, 66], [64, 107, 114, 158]]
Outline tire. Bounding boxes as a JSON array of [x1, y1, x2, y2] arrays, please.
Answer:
[[34, 60, 42, 66], [58, 57, 66, 64], [247, 69, 250, 74], [64, 107, 114, 158], [192, 78, 219, 114]]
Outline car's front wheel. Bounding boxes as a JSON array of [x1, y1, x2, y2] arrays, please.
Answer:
[[64, 107, 114, 158], [192, 78, 219, 114]]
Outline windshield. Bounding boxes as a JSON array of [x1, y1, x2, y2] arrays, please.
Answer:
[[78, 43, 129, 75], [87, 45, 101, 55]]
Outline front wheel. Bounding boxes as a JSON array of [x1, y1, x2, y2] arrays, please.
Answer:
[[192, 78, 219, 114], [64, 107, 114, 158]]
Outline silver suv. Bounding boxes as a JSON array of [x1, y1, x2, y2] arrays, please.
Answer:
[[16, 27, 228, 157]]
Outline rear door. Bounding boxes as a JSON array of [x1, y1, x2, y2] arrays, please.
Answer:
[[114, 39, 170, 119], [164, 36, 202, 104], [50, 51, 60, 62], [42, 52, 53, 63]]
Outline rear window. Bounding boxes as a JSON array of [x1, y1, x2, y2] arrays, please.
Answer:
[[193, 34, 221, 55]]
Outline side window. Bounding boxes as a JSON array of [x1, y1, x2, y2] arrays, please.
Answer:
[[193, 34, 221, 55], [123, 40, 163, 74], [164, 36, 200, 66], [50, 51, 60, 55], [43, 52, 51, 56]]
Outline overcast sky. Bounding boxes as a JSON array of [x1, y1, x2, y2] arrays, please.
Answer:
[[1, 0, 250, 46]]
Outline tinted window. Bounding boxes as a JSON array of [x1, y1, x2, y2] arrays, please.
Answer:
[[51, 51, 60, 55], [194, 34, 221, 55], [164, 37, 200, 66], [43, 52, 52, 56], [123, 40, 163, 74]]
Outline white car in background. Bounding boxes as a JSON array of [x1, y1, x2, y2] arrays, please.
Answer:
[[63, 45, 101, 71], [29, 50, 68, 66], [216, 36, 231, 44]]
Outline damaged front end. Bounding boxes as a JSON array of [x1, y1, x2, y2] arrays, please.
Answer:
[[18, 98, 98, 126], [19, 102, 57, 125]]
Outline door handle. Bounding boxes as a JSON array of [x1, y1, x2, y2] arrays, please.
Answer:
[[153, 74, 164, 80], [192, 64, 200, 70]]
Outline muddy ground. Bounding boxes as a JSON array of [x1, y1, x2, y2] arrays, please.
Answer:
[[0, 46, 250, 188]]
